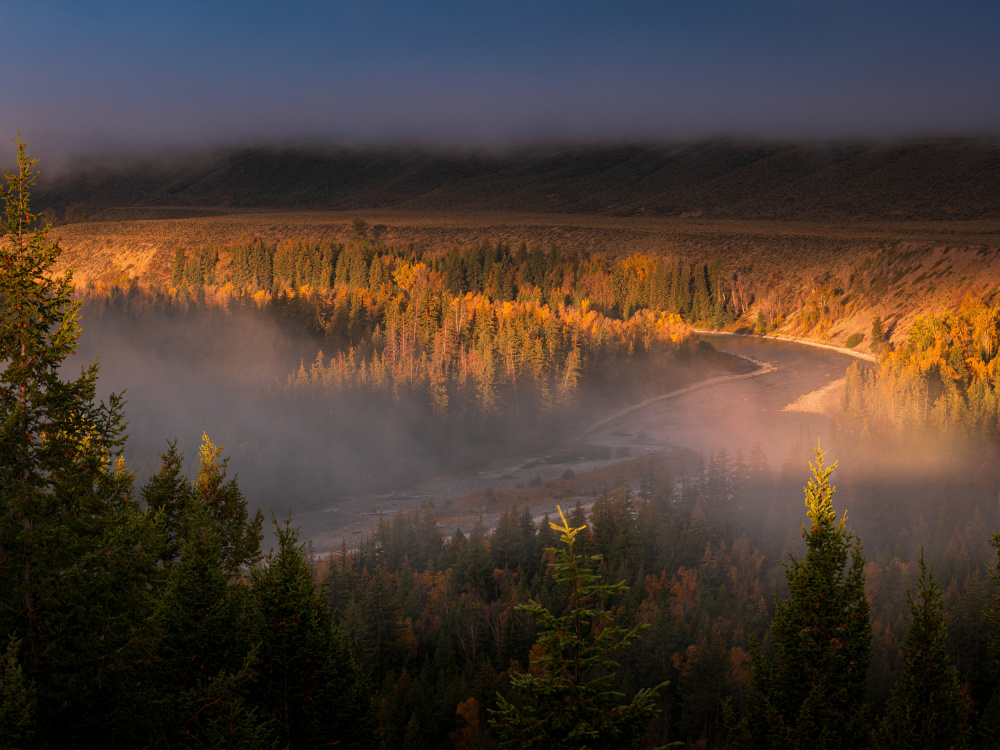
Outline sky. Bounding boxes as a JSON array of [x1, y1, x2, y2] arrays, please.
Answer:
[[2, 0, 999, 164]]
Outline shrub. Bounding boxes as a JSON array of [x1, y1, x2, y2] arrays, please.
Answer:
[[846, 332, 864, 348]]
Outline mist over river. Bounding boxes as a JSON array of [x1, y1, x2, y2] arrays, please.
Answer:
[[68, 298, 877, 554], [293, 334, 871, 553]]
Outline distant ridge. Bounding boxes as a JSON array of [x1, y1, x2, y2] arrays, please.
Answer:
[[36, 139, 1000, 222]]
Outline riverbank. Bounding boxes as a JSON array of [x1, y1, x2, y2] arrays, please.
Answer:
[[694, 328, 877, 363]]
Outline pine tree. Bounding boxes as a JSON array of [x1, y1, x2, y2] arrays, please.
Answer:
[[0, 135, 162, 745], [142, 435, 263, 575], [250, 516, 374, 750], [0, 636, 35, 749], [735, 447, 871, 750], [870, 316, 886, 354], [143, 501, 276, 749], [141, 441, 190, 565], [981, 527, 1000, 741], [874, 552, 971, 750], [490, 506, 664, 749], [492, 506, 525, 570], [191, 433, 264, 576], [535, 512, 557, 563]]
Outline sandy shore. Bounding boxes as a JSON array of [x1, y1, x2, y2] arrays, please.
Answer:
[[781, 378, 846, 417]]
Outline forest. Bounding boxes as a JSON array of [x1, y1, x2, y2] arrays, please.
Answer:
[[7, 140, 1000, 749], [844, 297, 1000, 437], [75, 221, 748, 499]]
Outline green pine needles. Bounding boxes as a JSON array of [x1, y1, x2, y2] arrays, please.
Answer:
[[736, 446, 872, 750], [0, 134, 164, 744], [251, 516, 374, 750], [490, 506, 666, 750], [874, 551, 972, 749]]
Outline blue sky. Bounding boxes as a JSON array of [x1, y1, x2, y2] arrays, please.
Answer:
[[3, 0, 999, 161]]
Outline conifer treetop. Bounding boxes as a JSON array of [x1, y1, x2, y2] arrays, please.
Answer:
[[551, 504, 587, 547], [0, 134, 81, 383], [803, 443, 843, 530], [3, 133, 38, 243]]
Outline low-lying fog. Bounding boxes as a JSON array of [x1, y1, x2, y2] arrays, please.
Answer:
[[72, 302, 334, 512], [70, 302, 733, 520], [70, 301, 996, 562]]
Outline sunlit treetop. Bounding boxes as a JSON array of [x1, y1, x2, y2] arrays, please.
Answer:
[[804, 443, 844, 530]]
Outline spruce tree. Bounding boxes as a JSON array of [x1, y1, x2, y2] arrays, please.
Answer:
[[192, 433, 264, 577], [0, 135, 161, 745], [141, 435, 264, 574], [736, 447, 871, 750], [250, 516, 374, 749], [143, 501, 276, 749], [981, 527, 1000, 740], [0, 637, 35, 749], [870, 316, 886, 354], [141, 440, 190, 565], [489, 506, 664, 750], [874, 552, 971, 750]]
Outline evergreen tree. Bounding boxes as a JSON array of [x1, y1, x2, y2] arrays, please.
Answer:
[[250, 516, 374, 750], [490, 506, 664, 749], [981, 526, 1000, 741], [590, 487, 638, 578], [172, 247, 187, 286], [143, 500, 276, 749], [0, 135, 162, 745], [874, 552, 971, 750], [870, 316, 886, 354], [141, 441, 190, 565], [492, 506, 525, 570], [341, 568, 404, 680], [691, 264, 711, 323], [535, 512, 557, 564], [142, 435, 263, 575], [735, 447, 871, 750], [191, 433, 264, 576], [455, 520, 494, 595], [0, 637, 35, 750], [676, 264, 692, 318], [519, 505, 538, 576]]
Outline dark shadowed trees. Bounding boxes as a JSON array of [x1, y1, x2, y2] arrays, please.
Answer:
[[251, 516, 374, 749], [874, 552, 971, 750], [142, 434, 264, 576], [0, 636, 35, 748], [0, 135, 163, 746], [143, 501, 275, 748]]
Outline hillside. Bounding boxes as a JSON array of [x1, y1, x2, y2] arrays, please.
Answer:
[[35, 138, 1000, 222], [50, 208, 1000, 350], [37, 136, 1000, 352]]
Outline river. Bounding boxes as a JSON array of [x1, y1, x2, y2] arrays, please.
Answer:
[[293, 334, 872, 554]]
